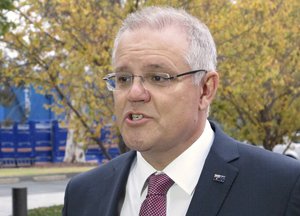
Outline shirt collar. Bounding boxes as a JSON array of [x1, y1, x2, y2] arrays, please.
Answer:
[[164, 120, 214, 195], [133, 120, 214, 196], [132, 152, 156, 196]]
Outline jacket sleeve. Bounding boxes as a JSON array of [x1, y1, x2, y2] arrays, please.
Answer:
[[285, 173, 300, 216], [62, 179, 71, 216]]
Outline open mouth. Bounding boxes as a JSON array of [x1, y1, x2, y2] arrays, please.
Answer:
[[130, 114, 144, 121]]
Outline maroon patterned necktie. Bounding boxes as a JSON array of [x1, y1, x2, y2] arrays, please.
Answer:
[[139, 173, 174, 216]]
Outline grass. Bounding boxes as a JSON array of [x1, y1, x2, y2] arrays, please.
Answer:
[[0, 164, 96, 177], [28, 205, 63, 216]]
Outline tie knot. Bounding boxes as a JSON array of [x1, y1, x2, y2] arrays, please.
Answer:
[[147, 173, 174, 196]]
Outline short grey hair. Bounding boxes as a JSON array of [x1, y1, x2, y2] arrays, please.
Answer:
[[112, 6, 217, 83]]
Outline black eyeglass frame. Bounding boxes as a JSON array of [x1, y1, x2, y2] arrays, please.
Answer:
[[166, 69, 207, 80], [103, 69, 208, 91]]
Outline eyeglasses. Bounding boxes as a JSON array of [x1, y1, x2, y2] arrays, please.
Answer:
[[103, 69, 207, 91]]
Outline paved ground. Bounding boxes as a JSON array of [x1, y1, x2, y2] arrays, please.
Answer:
[[0, 174, 76, 216]]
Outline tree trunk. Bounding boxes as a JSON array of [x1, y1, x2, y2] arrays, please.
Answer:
[[64, 129, 85, 163]]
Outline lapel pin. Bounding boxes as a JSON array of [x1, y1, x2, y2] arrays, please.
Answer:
[[213, 174, 226, 183]]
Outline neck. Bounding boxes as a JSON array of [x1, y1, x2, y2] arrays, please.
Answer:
[[141, 140, 196, 170], [140, 121, 206, 170], [141, 153, 175, 171]]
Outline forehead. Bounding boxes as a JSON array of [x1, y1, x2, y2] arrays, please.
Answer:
[[113, 26, 189, 72]]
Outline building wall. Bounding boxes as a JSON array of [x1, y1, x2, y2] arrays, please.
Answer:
[[0, 86, 56, 122]]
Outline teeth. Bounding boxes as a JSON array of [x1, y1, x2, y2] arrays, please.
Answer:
[[131, 114, 143, 121]]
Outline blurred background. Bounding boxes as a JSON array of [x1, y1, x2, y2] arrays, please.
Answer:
[[0, 0, 299, 166]]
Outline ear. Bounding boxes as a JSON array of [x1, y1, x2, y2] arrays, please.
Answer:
[[199, 71, 219, 110]]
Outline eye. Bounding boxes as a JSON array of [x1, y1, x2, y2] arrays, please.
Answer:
[[116, 74, 132, 84], [147, 73, 170, 83]]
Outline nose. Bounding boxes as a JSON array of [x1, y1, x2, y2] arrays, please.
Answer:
[[127, 77, 151, 103]]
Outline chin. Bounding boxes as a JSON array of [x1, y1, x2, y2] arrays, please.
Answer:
[[124, 137, 146, 150]]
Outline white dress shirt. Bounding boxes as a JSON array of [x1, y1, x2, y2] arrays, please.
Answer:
[[120, 120, 214, 216]]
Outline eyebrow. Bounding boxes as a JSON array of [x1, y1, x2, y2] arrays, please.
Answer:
[[114, 63, 174, 74], [143, 63, 173, 72], [114, 66, 130, 73]]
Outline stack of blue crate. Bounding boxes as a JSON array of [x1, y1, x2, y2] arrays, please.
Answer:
[[15, 123, 34, 166], [32, 121, 52, 164], [0, 124, 16, 167], [0, 120, 122, 166], [101, 125, 120, 160], [108, 147, 120, 158], [85, 140, 103, 163], [85, 125, 120, 164], [52, 121, 68, 163]]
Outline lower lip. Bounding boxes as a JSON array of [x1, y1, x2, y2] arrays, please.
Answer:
[[125, 117, 151, 126]]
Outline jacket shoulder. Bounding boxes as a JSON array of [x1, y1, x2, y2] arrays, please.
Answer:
[[69, 151, 135, 186]]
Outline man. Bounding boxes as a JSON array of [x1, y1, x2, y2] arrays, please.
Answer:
[[63, 6, 300, 216]]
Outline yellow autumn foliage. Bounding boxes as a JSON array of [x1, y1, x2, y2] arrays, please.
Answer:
[[1, 0, 299, 160]]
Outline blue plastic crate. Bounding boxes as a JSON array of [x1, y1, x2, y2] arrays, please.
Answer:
[[0, 124, 17, 159], [52, 156, 65, 163], [52, 150, 65, 157], [85, 154, 103, 163], [16, 158, 33, 166], [0, 157, 16, 167], [15, 123, 34, 160], [52, 121, 68, 152], [86, 144, 102, 155], [0, 144, 15, 157], [108, 147, 120, 158], [52, 150, 65, 163], [34, 155, 52, 164], [32, 122, 52, 146], [32, 122, 52, 163]]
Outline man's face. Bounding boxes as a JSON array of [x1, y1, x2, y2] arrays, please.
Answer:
[[113, 26, 206, 163]]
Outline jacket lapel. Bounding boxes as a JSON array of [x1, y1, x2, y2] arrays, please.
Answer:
[[186, 122, 240, 216]]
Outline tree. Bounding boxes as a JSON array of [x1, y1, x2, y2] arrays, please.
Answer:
[[0, 0, 15, 35], [0, 0, 129, 161], [143, 0, 300, 150], [1, 0, 299, 162], [0, 0, 16, 118], [137, 0, 300, 150], [202, 0, 300, 149]]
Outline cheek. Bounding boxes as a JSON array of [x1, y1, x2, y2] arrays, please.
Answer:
[[159, 95, 191, 121], [171, 94, 199, 121]]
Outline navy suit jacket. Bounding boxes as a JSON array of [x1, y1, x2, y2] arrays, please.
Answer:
[[63, 122, 300, 216]]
